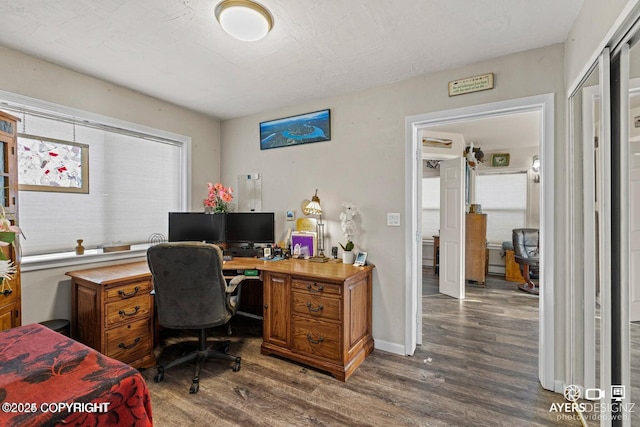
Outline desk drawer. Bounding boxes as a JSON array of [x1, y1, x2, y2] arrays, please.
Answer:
[[105, 279, 152, 301], [292, 291, 341, 321], [291, 316, 341, 361], [292, 279, 341, 296], [105, 319, 152, 364], [105, 294, 151, 327]]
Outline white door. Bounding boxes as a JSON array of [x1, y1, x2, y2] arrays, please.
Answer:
[[439, 157, 465, 299], [630, 139, 640, 321]]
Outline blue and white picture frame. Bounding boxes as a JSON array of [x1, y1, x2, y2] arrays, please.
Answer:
[[260, 109, 331, 150]]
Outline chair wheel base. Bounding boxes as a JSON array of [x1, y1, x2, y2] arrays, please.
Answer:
[[154, 368, 164, 382]]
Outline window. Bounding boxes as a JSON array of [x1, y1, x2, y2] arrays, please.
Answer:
[[474, 172, 527, 242], [1, 95, 189, 257], [422, 176, 440, 238]]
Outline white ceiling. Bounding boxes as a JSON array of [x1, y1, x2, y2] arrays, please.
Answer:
[[0, 0, 583, 120], [425, 110, 541, 151]]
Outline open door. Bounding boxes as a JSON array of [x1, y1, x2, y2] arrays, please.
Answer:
[[439, 157, 465, 299]]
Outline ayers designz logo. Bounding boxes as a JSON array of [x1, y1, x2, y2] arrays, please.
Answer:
[[550, 385, 635, 422], [564, 384, 581, 402]]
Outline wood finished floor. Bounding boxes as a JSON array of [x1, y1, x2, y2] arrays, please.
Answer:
[[141, 269, 583, 426]]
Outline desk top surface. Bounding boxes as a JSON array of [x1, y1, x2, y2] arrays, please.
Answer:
[[66, 258, 374, 284]]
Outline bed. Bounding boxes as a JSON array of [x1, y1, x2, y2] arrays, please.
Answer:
[[0, 323, 153, 426]]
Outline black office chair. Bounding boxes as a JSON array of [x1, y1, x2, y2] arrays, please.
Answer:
[[147, 242, 244, 393], [512, 228, 540, 295]]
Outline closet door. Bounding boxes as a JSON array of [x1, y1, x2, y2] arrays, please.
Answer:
[[570, 47, 612, 425]]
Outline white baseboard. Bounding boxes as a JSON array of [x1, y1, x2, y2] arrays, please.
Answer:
[[555, 379, 567, 394], [374, 339, 406, 355]]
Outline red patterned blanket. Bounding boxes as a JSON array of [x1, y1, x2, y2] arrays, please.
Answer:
[[0, 323, 152, 426]]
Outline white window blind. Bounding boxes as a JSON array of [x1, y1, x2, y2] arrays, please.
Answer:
[[474, 172, 527, 243], [3, 104, 186, 256], [422, 176, 440, 238]]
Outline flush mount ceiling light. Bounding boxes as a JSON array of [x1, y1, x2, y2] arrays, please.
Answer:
[[215, 0, 273, 42]]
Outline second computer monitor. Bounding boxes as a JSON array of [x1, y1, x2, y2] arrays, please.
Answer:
[[225, 212, 275, 246]]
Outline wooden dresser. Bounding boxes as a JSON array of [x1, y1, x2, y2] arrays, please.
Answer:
[[0, 111, 21, 332], [67, 262, 156, 369], [0, 245, 20, 331], [465, 213, 488, 285], [260, 260, 374, 381]]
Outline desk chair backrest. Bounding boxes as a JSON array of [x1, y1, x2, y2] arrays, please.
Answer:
[[147, 242, 231, 330]]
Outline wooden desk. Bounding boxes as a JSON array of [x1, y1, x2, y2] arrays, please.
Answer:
[[67, 262, 156, 369], [68, 258, 374, 381], [259, 259, 374, 381]]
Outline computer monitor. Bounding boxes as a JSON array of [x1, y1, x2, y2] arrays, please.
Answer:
[[168, 212, 225, 243], [225, 212, 275, 246]]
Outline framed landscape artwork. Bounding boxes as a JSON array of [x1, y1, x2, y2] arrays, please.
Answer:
[[260, 109, 331, 150]]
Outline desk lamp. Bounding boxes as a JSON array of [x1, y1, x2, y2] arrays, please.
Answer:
[[303, 190, 328, 262]]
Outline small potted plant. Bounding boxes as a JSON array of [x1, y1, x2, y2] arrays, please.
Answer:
[[339, 202, 358, 264], [340, 240, 355, 264]]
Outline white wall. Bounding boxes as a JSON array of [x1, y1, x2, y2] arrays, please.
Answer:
[[565, 0, 635, 90], [0, 41, 567, 355], [220, 44, 566, 351], [0, 45, 221, 324]]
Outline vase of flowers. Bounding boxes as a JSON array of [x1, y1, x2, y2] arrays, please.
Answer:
[[204, 182, 233, 213], [339, 202, 358, 264]]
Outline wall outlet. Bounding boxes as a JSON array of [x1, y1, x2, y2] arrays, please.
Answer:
[[387, 213, 401, 226]]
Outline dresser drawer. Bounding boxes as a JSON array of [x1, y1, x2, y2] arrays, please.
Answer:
[[0, 284, 19, 305], [292, 279, 341, 296], [105, 294, 151, 327], [291, 316, 341, 361], [105, 279, 152, 301], [105, 319, 152, 364], [292, 291, 341, 321]]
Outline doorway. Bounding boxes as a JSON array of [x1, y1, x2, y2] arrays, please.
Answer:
[[422, 113, 541, 296], [404, 94, 556, 391]]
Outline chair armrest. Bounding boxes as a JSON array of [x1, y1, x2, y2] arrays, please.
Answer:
[[226, 275, 246, 294], [225, 274, 262, 312], [225, 275, 246, 312]]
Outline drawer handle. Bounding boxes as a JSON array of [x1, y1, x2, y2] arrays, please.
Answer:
[[119, 305, 141, 317], [118, 337, 141, 350], [306, 302, 324, 313], [2, 289, 12, 297], [306, 334, 324, 345], [306, 283, 324, 293], [118, 286, 140, 298]]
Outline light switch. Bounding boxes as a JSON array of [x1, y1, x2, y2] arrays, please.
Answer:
[[387, 213, 401, 226]]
